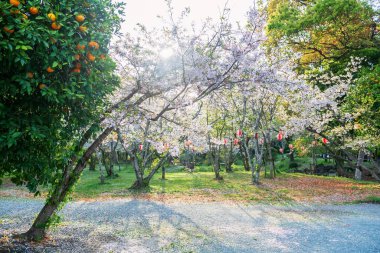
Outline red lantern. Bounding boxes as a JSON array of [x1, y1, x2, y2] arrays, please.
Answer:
[[224, 138, 228, 145], [289, 144, 294, 150], [139, 144, 143, 151], [322, 138, 329, 144], [279, 148, 284, 153], [254, 133, 258, 139], [277, 133, 283, 141], [259, 138, 264, 144], [236, 129, 243, 137], [233, 138, 239, 145]]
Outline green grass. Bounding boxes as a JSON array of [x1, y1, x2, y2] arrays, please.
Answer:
[[354, 196, 380, 204], [1, 161, 379, 203], [73, 164, 255, 198], [274, 155, 336, 172], [69, 163, 299, 203]]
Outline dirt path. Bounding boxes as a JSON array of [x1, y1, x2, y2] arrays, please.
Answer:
[[1, 198, 380, 252]]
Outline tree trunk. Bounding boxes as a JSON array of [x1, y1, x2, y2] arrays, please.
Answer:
[[22, 196, 60, 241], [162, 166, 166, 180], [334, 152, 346, 177], [243, 155, 250, 171], [212, 147, 223, 180], [225, 161, 232, 172], [130, 154, 169, 189], [253, 168, 260, 185], [240, 144, 250, 171], [22, 127, 113, 241], [355, 149, 364, 180], [252, 139, 263, 185], [130, 155, 144, 188], [266, 137, 275, 179], [224, 142, 234, 172]]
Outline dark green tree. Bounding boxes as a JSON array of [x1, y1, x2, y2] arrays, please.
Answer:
[[0, 0, 124, 240]]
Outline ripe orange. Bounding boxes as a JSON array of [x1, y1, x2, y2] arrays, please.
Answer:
[[87, 52, 95, 61], [26, 72, 34, 78], [88, 41, 99, 50], [100, 54, 106, 60], [47, 67, 54, 73], [75, 14, 85, 22], [75, 63, 81, 69], [51, 22, 61, 30], [74, 54, 81, 60], [79, 26, 87, 32], [29, 7, 38, 15], [47, 13, 56, 21], [39, 84, 46, 89], [72, 68, 81, 73], [76, 44, 85, 50], [3, 27, 14, 33], [10, 0, 20, 7]]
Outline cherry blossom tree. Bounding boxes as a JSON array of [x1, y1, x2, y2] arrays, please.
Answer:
[[22, 3, 273, 239]]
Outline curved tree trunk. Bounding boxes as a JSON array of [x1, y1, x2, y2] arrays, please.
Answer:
[[22, 127, 113, 241]]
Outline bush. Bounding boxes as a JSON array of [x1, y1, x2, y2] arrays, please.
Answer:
[[289, 162, 299, 169]]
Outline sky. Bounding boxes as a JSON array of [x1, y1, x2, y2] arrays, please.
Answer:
[[121, 0, 255, 33]]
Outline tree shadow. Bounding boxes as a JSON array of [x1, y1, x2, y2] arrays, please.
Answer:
[[1, 199, 380, 252]]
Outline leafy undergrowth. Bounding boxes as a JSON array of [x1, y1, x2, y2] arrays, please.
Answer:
[[1, 165, 379, 204]]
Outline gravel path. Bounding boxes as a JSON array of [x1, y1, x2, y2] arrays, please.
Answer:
[[0, 198, 380, 252]]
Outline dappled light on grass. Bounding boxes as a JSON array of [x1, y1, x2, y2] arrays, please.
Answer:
[[1, 165, 379, 204]]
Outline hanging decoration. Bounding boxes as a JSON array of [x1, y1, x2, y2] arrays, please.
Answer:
[[279, 148, 284, 153], [277, 132, 283, 141], [254, 133, 258, 139], [233, 138, 239, 145], [236, 129, 243, 137], [322, 138, 329, 144], [139, 144, 143, 151], [289, 144, 294, 150], [224, 138, 228, 145]]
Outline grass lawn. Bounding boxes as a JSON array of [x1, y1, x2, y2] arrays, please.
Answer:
[[1, 162, 379, 204]]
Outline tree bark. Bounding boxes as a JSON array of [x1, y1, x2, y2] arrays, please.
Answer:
[[130, 154, 144, 188], [22, 127, 113, 241], [265, 133, 275, 179], [130, 154, 169, 189], [224, 142, 234, 172], [162, 166, 166, 180], [212, 147, 223, 180], [355, 149, 364, 180]]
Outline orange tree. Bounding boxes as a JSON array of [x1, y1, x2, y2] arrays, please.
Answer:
[[0, 0, 123, 239]]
